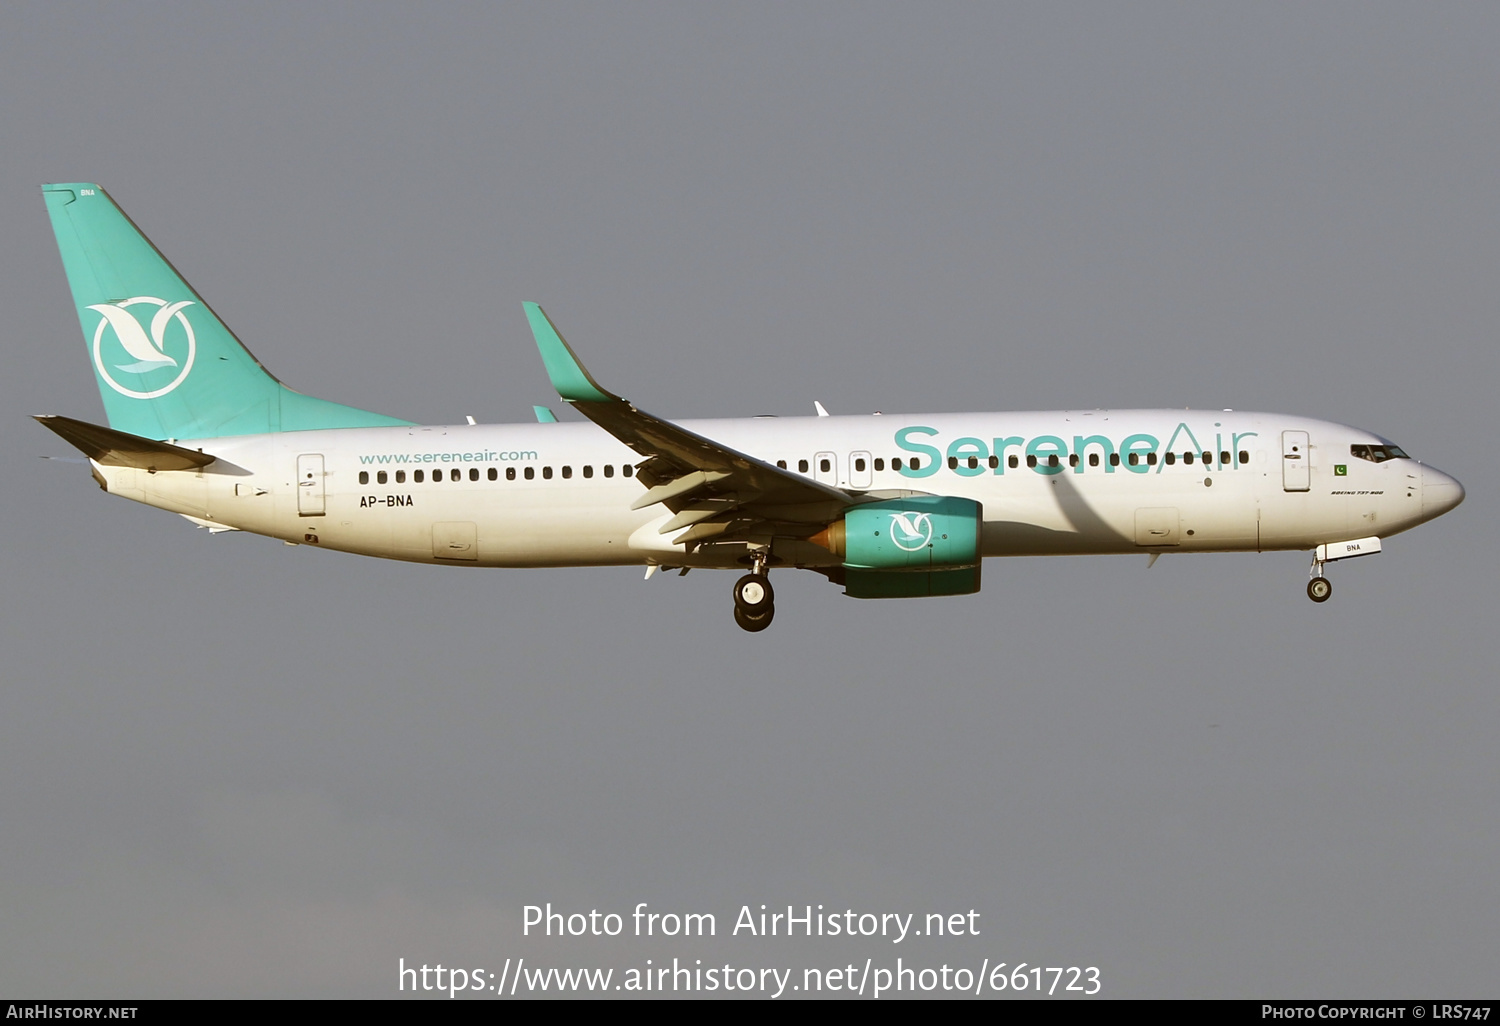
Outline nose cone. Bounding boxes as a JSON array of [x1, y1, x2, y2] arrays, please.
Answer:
[[1421, 464, 1465, 519]]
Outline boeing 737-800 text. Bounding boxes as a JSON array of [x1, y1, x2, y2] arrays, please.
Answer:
[[37, 184, 1465, 631]]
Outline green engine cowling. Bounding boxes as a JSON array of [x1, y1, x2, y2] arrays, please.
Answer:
[[812, 496, 983, 599]]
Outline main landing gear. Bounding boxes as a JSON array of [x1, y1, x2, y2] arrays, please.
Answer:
[[733, 553, 775, 632]]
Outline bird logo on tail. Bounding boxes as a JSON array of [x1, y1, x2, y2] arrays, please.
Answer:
[[88, 297, 197, 399]]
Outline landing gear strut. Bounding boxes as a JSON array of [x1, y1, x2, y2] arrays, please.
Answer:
[[733, 551, 775, 632], [1307, 553, 1332, 603]]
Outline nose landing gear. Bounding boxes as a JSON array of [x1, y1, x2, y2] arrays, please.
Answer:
[[1304, 536, 1382, 602], [733, 553, 775, 632], [1307, 551, 1332, 603]]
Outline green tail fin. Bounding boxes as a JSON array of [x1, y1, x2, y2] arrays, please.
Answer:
[[42, 183, 412, 440]]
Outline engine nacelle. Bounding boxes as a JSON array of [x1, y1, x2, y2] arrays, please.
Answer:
[[811, 496, 982, 571]]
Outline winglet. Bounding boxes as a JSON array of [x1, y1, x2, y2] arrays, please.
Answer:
[[532, 405, 559, 423], [524, 302, 617, 404]]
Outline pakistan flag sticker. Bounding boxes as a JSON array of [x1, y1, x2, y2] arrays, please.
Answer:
[[1334, 465, 1347, 476]]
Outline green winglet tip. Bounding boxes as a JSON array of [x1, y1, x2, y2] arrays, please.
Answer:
[[532, 405, 559, 423], [524, 302, 615, 404]]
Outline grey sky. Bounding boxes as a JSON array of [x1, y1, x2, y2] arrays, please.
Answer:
[[1, 2, 1495, 997]]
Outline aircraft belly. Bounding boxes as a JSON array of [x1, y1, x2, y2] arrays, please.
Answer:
[[1174, 485, 1259, 550], [977, 473, 1264, 555], [339, 488, 643, 567], [476, 503, 640, 567], [1259, 491, 1351, 550]]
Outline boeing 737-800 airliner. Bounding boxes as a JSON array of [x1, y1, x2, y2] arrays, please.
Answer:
[[37, 184, 1465, 631]]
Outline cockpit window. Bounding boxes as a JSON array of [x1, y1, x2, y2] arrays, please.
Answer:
[[1351, 443, 1410, 463]]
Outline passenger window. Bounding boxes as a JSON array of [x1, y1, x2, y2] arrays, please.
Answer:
[[987, 456, 997, 469], [415, 469, 425, 483], [1089, 453, 1099, 467], [396, 470, 406, 483], [1027, 455, 1037, 468], [622, 465, 633, 478], [1184, 452, 1194, 465], [1128, 453, 1138, 466], [875, 458, 886, 471], [1202, 452, 1211, 465], [359, 471, 369, 485], [1069, 454, 1079, 467], [948, 456, 958, 470], [562, 466, 572, 479], [1048, 455, 1059, 467], [1239, 450, 1249, 464], [506, 467, 516, 481], [583, 466, 593, 478], [892, 458, 903, 471], [855, 457, 867, 472], [524, 467, 535, 480], [470, 468, 480, 481], [377, 471, 388, 484], [777, 460, 787, 469], [820, 458, 831, 473], [488, 467, 497, 481], [543, 467, 553, 480], [603, 465, 614, 478], [1147, 453, 1157, 466], [1110, 453, 1120, 467], [1220, 451, 1230, 466], [909, 458, 921, 470], [968, 456, 979, 469], [1008, 455, 1019, 469], [452, 469, 461, 481], [799, 459, 809, 473], [1165, 452, 1175, 465]]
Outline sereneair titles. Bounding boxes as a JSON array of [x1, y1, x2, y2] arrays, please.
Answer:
[[892, 422, 1260, 477]]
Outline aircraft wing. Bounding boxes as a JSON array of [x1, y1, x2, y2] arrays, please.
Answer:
[[525, 303, 861, 548]]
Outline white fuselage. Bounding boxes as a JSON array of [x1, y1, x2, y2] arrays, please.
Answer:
[[93, 409, 1459, 569]]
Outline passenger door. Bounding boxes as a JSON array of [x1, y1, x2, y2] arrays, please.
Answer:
[[296, 454, 326, 516], [1282, 431, 1310, 492]]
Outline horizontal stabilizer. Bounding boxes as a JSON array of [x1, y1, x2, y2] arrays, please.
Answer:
[[34, 414, 215, 472]]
